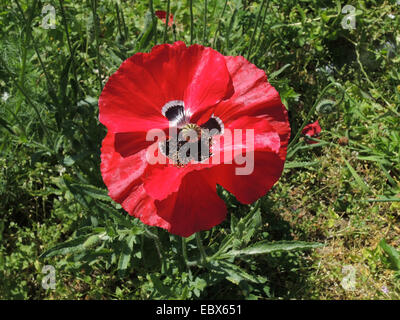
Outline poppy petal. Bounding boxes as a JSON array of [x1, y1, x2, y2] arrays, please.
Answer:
[[208, 150, 283, 204], [99, 42, 232, 133], [208, 116, 284, 204], [154, 171, 226, 237], [100, 132, 169, 229], [114, 132, 155, 158], [212, 56, 290, 160], [143, 162, 211, 201], [155, 10, 174, 27]]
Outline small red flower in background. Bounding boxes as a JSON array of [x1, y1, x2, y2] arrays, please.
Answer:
[[302, 120, 321, 144], [155, 10, 174, 27], [99, 41, 290, 237]]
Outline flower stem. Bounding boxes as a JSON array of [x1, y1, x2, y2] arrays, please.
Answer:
[[203, 0, 207, 45], [15, 0, 58, 108], [90, 0, 103, 92], [195, 232, 207, 265], [212, 0, 228, 49], [189, 0, 194, 44], [181, 236, 190, 270], [145, 227, 166, 273], [59, 0, 79, 91], [246, 0, 267, 60], [148, 0, 157, 45], [163, 0, 171, 43]]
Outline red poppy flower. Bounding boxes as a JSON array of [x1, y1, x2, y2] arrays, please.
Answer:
[[155, 10, 174, 27], [99, 41, 290, 237], [302, 120, 321, 144]]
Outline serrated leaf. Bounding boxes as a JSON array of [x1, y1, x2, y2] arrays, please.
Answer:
[[379, 239, 400, 270], [71, 183, 110, 201], [118, 233, 136, 274], [39, 235, 91, 259], [343, 158, 370, 193], [218, 240, 323, 259], [210, 260, 267, 285], [285, 161, 319, 169], [269, 64, 291, 80], [83, 234, 101, 248], [95, 202, 134, 229]]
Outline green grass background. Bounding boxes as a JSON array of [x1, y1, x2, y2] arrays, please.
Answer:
[[0, 0, 400, 299]]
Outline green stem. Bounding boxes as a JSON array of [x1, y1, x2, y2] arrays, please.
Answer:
[[225, 8, 237, 54], [91, 0, 103, 92], [181, 237, 191, 271], [246, 0, 267, 60], [145, 228, 166, 273], [203, 0, 208, 45], [59, 0, 79, 92], [195, 232, 207, 265], [212, 0, 228, 48], [163, 0, 171, 43], [253, 0, 269, 56], [172, 23, 177, 42], [119, 4, 128, 40], [148, 0, 157, 45], [15, 0, 58, 106], [189, 0, 194, 44], [115, 3, 123, 40], [19, 0, 38, 86], [2, 59, 52, 145]]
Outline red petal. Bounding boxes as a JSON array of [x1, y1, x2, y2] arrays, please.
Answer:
[[208, 116, 284, 204], [212, 56, 290, 161], [121, 183, 170, 230], [100, 132, 170, 229], [155, 10, 167, 20], [155, 10, 174, 27], [99, 42, 232, 133], [302, 120, 321, 137], [208, 150, 283, 204], [143, 162, 212, 201], [114, 132, 154, 158], [154, 171, 226, 237], [213, 116, 281, 156]]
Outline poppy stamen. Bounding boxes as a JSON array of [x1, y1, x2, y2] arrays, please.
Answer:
[[159, 124, 214, 166]]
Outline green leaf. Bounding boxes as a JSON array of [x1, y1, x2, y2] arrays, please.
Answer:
[[285, 161, 319, 169], [0, 117, 14, 134], [95, 201, 134, 229], [210, 260, 267, 285], [343, 158, 370, 193], [379, 239, 400, 270], [218, 240, 323, 259], [135, 11, 157, 51], [118, 234, 136, 274], [83, 234, 101, 248], [39, 235, 93, 259], [214, 204, 262, 258], [365, 197, 400, 203], [269, 64, 291, 80], [71, 183, 110, 202]]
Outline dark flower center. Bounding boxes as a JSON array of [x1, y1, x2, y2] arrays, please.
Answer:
[[159, 101, 224, 166]]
